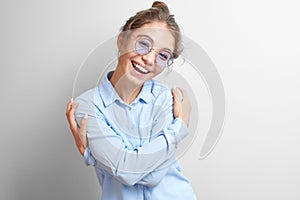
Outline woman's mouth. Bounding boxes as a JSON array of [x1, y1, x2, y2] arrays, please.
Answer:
[[131, 61, 150, 74]]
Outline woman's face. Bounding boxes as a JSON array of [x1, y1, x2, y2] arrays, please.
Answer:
[[117, 21, 175, 85]]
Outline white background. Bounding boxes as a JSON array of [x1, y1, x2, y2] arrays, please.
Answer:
[[1, 0, 299, 199]]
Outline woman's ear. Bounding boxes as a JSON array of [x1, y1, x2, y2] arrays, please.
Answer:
[[117, 32, 124, 52]]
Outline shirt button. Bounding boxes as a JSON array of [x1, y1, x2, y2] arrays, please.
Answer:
[[128, 107, 132, 110]]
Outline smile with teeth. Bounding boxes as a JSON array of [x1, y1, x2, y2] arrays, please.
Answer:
[[132, 61, 150, 74]]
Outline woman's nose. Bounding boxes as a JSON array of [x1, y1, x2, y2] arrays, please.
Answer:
[[141, 50, 156, 66]]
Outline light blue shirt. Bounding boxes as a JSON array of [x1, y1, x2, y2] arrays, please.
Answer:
[[75, 72, 196, 200]]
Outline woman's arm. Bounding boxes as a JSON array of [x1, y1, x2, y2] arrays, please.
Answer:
[[66, 99, 87, 156], [66, 87, 191, 186], [66, 87, 191, 156]]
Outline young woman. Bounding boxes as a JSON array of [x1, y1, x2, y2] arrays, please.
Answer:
[[66, 2, 196, 199]]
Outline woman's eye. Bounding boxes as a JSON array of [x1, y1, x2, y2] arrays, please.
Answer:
[[139, 40, 150, 48], [158, 52, 169, 60]]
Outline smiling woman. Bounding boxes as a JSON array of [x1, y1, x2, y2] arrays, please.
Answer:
[[66, 1, 197, 200]]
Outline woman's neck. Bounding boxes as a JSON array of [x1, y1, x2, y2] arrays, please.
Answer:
[[110, 69, 143, 105]]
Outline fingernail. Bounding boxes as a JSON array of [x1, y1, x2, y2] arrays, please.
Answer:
[[84, 114, 88, 119], [71, 97, 73, 102]]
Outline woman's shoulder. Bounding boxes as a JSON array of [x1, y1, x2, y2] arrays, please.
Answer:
[[74, 87, 100, 104], [149, 79, 173, 99]]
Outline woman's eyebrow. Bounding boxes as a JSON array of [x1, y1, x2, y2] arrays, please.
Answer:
[[136, 34, 154, 43], [162, 48, 173, 53], [136, 34, 173, 51]]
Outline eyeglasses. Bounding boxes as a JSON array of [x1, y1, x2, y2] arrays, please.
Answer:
[[135, 37, 174, 68]]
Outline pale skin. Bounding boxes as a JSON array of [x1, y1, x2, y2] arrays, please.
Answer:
[[66, 21, 192, 156]]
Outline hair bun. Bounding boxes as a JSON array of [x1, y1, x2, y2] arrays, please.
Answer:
[[151, 1, 170, 15]]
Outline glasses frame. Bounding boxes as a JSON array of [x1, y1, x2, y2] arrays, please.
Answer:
[[134, 36, 174, 68]]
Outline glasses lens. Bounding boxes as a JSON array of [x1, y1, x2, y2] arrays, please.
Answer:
[[156, 50, 173, 67], [135, 37, 174, 68], [135, 38, 152, 55]]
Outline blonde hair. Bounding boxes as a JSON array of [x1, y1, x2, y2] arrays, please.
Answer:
[[120, 1, 182, 58]]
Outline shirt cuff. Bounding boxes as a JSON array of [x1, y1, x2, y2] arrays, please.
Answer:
[[83, 147, 96, 166], [168, 118, 189, 146]]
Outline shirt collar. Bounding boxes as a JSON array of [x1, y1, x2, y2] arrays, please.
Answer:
[[98, 71, 153, 107], [131, 79, 153, 105]]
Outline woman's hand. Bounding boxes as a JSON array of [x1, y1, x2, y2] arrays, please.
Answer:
[[66, 99, 88, 156], [172, 87, 192, 127]]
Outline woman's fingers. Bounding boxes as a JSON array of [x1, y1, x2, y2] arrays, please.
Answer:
[[69, 101, 79, 119], [179, 87, 192, 127], [172, 87, 183, 119], [66, 98, 73, 116], [172, 87, 192, 127], [66, 99, 79, 133], [65, 99, 87, 156], [179, 88, 191, 107], [172, 88, 180, 103]]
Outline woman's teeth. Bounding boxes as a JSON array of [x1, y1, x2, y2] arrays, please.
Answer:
[[132, 61, 149, 74]]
